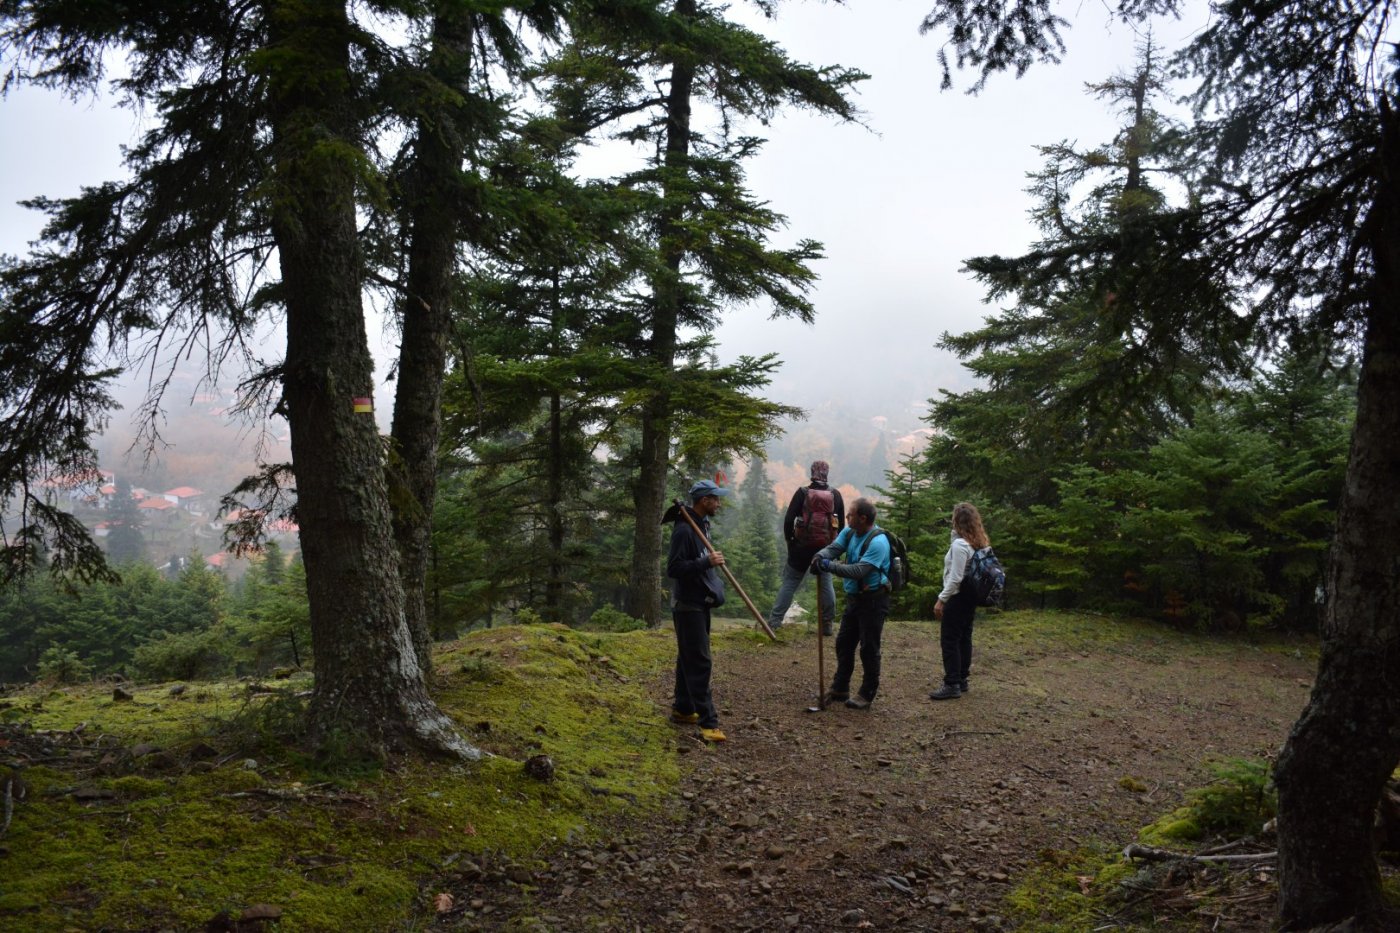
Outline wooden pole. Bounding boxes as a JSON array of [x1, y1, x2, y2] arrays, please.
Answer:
[[816, 575, 826, 708], [672, 499, 777, 640]]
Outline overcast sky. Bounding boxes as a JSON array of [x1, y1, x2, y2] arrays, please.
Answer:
[[0, 0, 1212, 444]]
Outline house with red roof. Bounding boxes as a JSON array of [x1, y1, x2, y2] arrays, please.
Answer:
[[162, 486, 206, 514]]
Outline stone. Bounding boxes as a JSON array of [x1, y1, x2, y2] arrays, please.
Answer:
[[112, 687, 133, 702], [524, 754, 555, 782]]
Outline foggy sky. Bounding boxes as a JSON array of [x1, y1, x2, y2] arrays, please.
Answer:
[[0, 1, 1212, 461]]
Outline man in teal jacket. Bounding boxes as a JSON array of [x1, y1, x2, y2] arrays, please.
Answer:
[[811, 497, 891, 709]]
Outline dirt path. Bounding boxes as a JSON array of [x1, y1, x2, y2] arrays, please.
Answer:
[[437, 617, 1314, 931]]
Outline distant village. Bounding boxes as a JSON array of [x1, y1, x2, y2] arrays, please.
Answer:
[[22, 375, 300, 576], [39, 467, 300, 578]]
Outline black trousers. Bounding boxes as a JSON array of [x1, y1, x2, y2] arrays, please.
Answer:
[[672, 606, 718, 728], [940, 590, 977, 686], [830, 588, 891, 700]]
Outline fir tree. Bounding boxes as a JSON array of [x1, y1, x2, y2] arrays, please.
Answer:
[[545, 0, 866, 625], [921, 2, 1400, 921], [104, 478, 146, 566], [0, 1, 476, 759], [926, 41, 1244, 510]]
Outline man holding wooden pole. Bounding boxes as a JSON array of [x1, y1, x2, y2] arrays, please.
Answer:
[[666, 479, 733, 743]]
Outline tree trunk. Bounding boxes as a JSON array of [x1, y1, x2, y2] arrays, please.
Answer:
[[625, 0, 695, 626], [264, 0, 476, 760], [546, 387, 566, 623], [1273, 101, 1400, 929], [390, 4, 476, 679]]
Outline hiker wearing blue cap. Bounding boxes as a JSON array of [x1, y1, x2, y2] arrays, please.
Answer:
[[665, 479, 731, 743]]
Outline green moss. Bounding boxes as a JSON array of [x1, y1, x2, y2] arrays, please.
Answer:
[[1006, 846, 1147, 932], [1139, 807, 1204, 844], [986, 610, 1315, 663], [0, 623, 685, 932]]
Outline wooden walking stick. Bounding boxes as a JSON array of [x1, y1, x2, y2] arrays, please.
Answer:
[[806, 575, 827, 712], [665, 499, 777, 640]]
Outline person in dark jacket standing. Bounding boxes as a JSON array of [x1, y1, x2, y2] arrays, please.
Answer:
[[812, 497, 891, 710], [929, 502, 990, 700], [667, 479, 730, 743], [767, 460, 846, 634]]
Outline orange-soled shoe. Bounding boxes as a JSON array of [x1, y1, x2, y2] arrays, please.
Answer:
[[699, 727, 727, 743]]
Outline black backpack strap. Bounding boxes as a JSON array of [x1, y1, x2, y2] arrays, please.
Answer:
[[853, 529, 890, 589]]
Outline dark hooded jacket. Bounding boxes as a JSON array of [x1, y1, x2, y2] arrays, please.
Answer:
[[667, 506, 726, 609]]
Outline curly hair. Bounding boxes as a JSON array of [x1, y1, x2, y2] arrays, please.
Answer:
[[951, 502, 989, 550]]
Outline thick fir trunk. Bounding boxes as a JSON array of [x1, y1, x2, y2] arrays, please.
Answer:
[[546, 388, 566, 623], [390, 5, 475, 678], [1273, 102, 1400, 929], [625, 0, 695, 626], [264, 0, 476, 759]]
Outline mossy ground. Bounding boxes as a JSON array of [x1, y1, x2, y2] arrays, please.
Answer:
[[0, 622, 733, 932], [0, 610, 1375, 931]]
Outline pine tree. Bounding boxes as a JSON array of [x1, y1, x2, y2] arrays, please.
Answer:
[[711, 457, 780, 611], [0, 1, 475, 759], [926, 40, 1244, 510], [921, 1, 1400, 922], [104, 478, 147, 566], [380, 0, 566, 676], [545, 0, 866, 625]]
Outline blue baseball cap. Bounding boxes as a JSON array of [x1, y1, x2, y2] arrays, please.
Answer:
[[689, 479, 731, 502]]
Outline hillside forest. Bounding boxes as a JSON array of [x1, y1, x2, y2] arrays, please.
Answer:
[[2, 0, 1398, 929]]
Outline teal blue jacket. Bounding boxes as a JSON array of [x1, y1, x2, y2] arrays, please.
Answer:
[[816, 525, 891, 594]]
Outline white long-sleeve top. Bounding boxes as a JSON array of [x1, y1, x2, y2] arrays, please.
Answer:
[[938, 533, 975, 602]]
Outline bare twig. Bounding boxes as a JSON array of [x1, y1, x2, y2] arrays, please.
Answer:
[[1123, 843, 1277, 865]]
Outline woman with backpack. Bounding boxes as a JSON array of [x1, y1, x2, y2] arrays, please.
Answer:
[[930, 502, 990, 700]]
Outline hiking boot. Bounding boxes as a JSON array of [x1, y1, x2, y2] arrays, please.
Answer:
[[822, 689, 849, 706], [844, 694, 873, 710], [929, 684, 962, 701], [822, 623, 834, 636], [959, 681, 969, 694], [699, 727, 727, 743], [670, 709, 700, 725]]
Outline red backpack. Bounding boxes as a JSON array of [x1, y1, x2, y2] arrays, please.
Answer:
[[797, 488, 838, 548]]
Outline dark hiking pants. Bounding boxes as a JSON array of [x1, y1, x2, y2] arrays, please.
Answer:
[[940, 591, 977, 686], [830, 589, 891, 701], [672, 606, 718, 728]]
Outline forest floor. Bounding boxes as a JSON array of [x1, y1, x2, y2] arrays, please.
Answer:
[[431, 614, 1319, 932]]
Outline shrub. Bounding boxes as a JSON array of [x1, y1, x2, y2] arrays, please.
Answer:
[[584, 606, 646, 632], [37, 647, 90, 684], [1189, 757, 1276, 837], [131, 627, 235, 682]]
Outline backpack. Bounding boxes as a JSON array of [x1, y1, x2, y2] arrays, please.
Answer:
[[882, 530, 911, 594], [855, 528, 911, 594], [796, 487, 838, 548], [966, 546, 1006, 607]]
